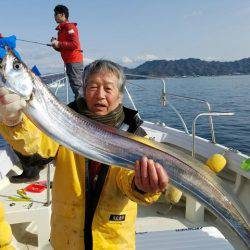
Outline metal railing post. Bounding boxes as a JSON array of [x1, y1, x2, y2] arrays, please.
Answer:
[[64, 65, 69, 103], [45, 163, 51, 206], [192, 112, 234, 158], [124, 86, 140, 118]]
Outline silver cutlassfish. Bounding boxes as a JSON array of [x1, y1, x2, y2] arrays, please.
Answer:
[[0, 50, 249, 248]]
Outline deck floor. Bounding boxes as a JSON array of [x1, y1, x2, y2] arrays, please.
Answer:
[[0, 164, 53, 249], [9, 202, 239, 249], [0, 163, 245, 249]]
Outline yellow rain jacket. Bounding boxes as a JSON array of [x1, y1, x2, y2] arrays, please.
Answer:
[[0, 107, 160, 250], [0, 202, 14, 249]]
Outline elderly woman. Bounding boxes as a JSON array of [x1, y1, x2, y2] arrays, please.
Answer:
[[0, 60, 168, 250]]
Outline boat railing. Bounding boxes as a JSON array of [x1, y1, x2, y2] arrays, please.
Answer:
[[45, 67, 70, 103], [44, 72, 226, 145], [192, 112, 234, 158], [40, 72, 241, 205], [125, 73, 220, 143], [41, 72, 65, 78]]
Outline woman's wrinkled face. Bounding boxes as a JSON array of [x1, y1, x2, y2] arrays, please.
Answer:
[[85, 71, 122, 116]]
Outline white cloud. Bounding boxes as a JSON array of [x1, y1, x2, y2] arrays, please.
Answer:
[[19, 45, 63, 74], [135, 54, 159, 62], [120, 54, 159, 66], [122, 56, 133, 64], [17, 45, 94, 74], [18, 44, 160, 71], [184, 10, 203, 19], [204, 56, 220, 61]]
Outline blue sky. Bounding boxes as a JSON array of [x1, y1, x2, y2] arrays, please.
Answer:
[[1, 0, 250, 73]]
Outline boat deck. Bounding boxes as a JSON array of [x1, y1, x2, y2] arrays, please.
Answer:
[[0, 164, 53, 250], [7, 199, 236, 250], [0, 133, 248, 249]]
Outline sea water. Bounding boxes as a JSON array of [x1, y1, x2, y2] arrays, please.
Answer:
[[0, 74, 249, 155]]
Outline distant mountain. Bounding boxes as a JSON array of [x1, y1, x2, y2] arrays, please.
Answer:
[[124, 58, 250, 77]]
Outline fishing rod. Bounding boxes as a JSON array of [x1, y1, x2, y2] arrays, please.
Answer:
[[17, 38, 52, 47], [17, 38, 83, 52]]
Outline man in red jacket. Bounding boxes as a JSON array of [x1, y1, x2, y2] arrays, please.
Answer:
[[51, 5, 84, 99]]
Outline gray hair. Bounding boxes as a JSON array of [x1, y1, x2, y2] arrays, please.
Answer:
[[82, 60, 126, 96]]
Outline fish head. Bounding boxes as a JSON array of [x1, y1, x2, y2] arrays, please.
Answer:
[[0, 49, 33, 99]]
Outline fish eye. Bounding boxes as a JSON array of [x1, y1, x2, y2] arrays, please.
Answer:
[[13, 61, 22, 71]]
